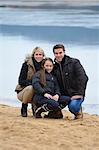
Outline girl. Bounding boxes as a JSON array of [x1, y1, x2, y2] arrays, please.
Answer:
[[32, 58, 70, 118]]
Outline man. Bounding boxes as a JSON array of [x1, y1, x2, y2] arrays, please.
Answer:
[[53, 44, 88, 119]]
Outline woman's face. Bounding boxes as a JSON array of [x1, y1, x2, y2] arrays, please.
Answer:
[[44, 60, 53, 73], [34, 50, 44, 62]]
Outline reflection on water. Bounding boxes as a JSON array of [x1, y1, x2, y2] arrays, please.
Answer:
[[1, 25, 99, 45], [82, 104, 99, 115], [0, 7, 99, 28]]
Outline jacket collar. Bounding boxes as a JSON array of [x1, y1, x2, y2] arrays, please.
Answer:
[[26, 56, 36, 71]]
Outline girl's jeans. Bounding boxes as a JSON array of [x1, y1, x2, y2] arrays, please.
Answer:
[[34, 95, 70, 111]]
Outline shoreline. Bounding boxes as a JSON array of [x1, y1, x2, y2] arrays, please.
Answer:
[[0, 0, 99, 9], [0, 98, 99, 115], [0, 104, 99, 150]]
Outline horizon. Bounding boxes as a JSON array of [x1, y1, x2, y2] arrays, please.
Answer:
[[0, 0, 99, 8]]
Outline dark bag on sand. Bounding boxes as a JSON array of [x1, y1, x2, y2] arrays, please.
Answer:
[[15, 84, 25, 92]]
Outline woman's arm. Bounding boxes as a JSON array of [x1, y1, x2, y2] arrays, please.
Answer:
[[18, 62, 32, 86]]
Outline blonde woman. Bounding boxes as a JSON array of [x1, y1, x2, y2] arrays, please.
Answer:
[[15, 47, 45, 117]]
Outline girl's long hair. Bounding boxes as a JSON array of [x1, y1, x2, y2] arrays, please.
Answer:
[[40, 58, 53, 87]]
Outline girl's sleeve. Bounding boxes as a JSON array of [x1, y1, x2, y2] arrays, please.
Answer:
[[32, 72, 45, 95]]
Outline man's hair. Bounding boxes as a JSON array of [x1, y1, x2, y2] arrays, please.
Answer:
[[53, 44, 65, 53]]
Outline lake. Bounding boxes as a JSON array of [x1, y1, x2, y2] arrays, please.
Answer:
[[0, 5, 99, 114]]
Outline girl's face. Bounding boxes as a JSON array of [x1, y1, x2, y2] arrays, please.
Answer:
[[34, 50, 44, 62], [44, 60, 53, 73]]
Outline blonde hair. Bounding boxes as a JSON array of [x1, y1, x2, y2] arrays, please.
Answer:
[[31, 47, 45, 57]]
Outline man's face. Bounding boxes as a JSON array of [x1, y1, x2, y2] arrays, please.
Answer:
[[54, 48, 65, 62]]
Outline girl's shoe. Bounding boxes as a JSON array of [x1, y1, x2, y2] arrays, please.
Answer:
[[44, 110, 63, 119]]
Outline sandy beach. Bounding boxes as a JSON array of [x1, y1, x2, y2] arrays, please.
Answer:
[[0, 1, 99, 149], [0, 104, 99, 150]]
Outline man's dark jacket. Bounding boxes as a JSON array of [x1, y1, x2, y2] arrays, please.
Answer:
[[53, 55, 88, 98]]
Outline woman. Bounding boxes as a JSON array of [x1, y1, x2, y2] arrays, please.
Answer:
[[15, 47, 45, 117], [32, 58, 70, 118]]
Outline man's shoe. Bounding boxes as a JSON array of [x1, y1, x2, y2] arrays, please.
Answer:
[[21, 103, 28, 117], [74, 107, 83, 119]]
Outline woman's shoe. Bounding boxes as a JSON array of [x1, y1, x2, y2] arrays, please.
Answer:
[[21, 103, 28, 117]]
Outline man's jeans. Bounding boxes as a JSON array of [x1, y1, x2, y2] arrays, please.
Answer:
[[68, 99, 84, 114]]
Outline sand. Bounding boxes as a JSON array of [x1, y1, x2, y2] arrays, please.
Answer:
[[0, 104, 99, 150]]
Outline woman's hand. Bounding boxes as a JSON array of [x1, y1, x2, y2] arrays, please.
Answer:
[[52, 94, 59, 101]]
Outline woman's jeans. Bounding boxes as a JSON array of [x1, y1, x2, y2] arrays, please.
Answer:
[[68, 99, 84, 114], [33, 95, 70, 111]]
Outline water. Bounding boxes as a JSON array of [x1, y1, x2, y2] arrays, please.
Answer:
[[0, 98, 99, 115], [0, 7, 99, 28], [0, 5, 99, 115]]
